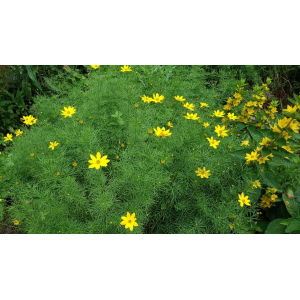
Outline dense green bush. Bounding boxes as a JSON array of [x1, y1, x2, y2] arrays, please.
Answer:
[[0, 65, 299, 234]]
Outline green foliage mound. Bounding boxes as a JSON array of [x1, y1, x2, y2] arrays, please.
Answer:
[[0, 65, 299, 233]]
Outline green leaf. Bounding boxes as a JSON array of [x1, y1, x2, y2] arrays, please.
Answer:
[[283, 193, 300, 217], [231, 149, 249, 160], [247, 126, 263, 142], [271, 154, 295, 166], [25, 65, 42, 90], [285, 218, 300, 233], [261, 171, 282, 192], [241, 168, 258, 182], [265, 218, 286, 234], [247, 187, 262, 204]]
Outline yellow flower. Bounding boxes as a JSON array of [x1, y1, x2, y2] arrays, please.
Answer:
[[282, 145, 294, 154], [271, 124, 282, 133], [183, 102, 195, 111], [245, 150, 259, 163], [56, 172, 61, 176], [213, 110, 225, 118], [3, 133, 13, 142], [252, 180, 261, 188], [174, 95, 186, 102], [160, 159, 166, 164], [141, 95, 152, 103], [238, 192, 251, 207], [283, 105, 298, 113], [72, 162, 78, 167], [152, 93, 164, 103], [153, 126, 172, 138], [90, 65, 100, 69], [15, 129, 23, 137], [30, 153, 35, 157], [214, 125, 229, 137], [259, 137, 272, 147], [88, 152, 110, 169], [22, 115, 37, 126], [240, 140, 250, 147], [257, 156, 269, 164], [200, 102, 209, 108], [184, 112, 200, 120], [121, 65, 132, 72], [121, 143, 125, 148], [277, 117, 292, 129], [206, 136, 220, 149], [148, 129, 153, 134], [289, 119, 300, 133], [282, 131, 292, 140], [195, 167, 211, 179], [203, 122, 210, 128], [223, 103, 233, 110], [49, 141, 59, 150], [167, 121, 173, 127], [135, 104, 139, 108], [14, 220, 20, 226], [120, 212, 138, 231], [60, 106, 76, 118], [227, 113, 238, 120]]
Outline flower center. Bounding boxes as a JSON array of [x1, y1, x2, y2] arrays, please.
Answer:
[[67, 110, 70, 114], [96, 160, 101, 164], [128, 220, 132, 223]]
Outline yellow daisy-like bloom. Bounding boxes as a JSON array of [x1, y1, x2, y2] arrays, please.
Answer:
[[60, 106, 76, 118], [88, 152, 110, 169], [282, 145, 294, 154], [289, 119, 300, 133], [214, 125, 229, 137], [174, 95, 186, 102], [283, 105, 298, 113], [14, 220, 20, 225], [15, 129, 23, 137], [22, 115, 37, 126], [203, 122, 210, 128], [167, 121, 173, 127], [90, 65, 100, 69], [49, 141, 59, 150], [120, 212, 138, 231], [184, 112, 200, 120], [257, 156, 269, 164], [223, 103, 233, 110], [121, 65, 132, 72], [213, 110, 225, 118], [183, 102, 195, 111], [153, 126, 172, 138], [148, 129, 153, 134], [195, 167, 211, 179], [252, 180, 261, 188], [240, 140, 250, 147], [141, 95, 153, 103], [227, 113, 238, 120], [152, 93, 164, 103], [200, 102, 209, 108], [206, 136, 220, 149], [3, 133, 13, 142], [238, 192, 251, 207], [277, 117, 292, 129], [245, 150, 259, 163], [271, 123, 282, 133], [259, 137, 272, 147]]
